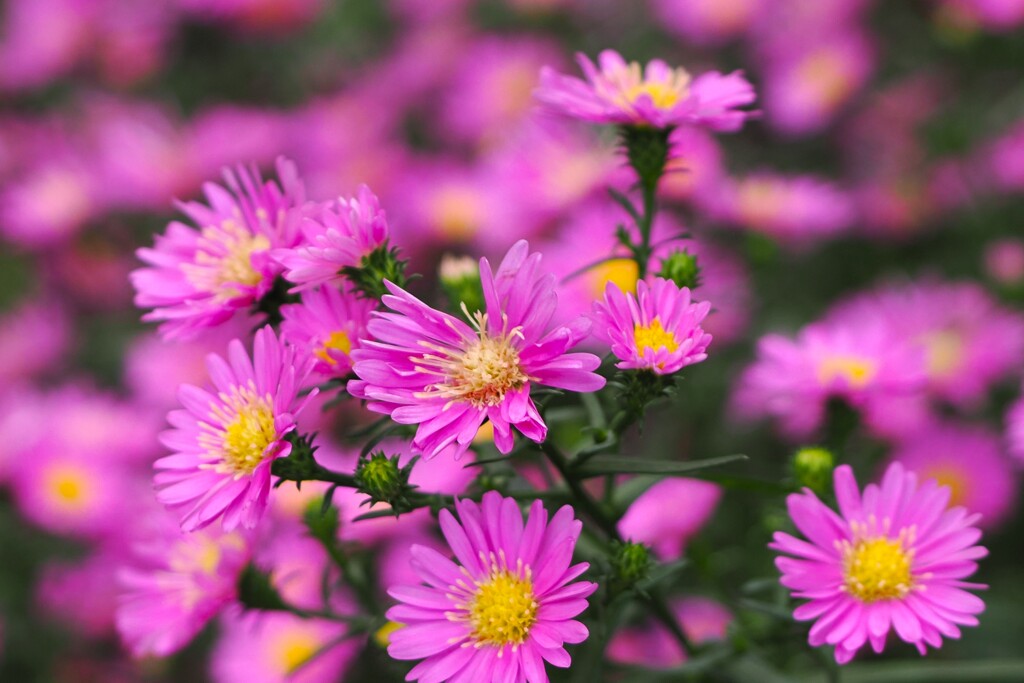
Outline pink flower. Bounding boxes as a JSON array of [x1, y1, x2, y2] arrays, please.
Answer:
[[608, 596, 731, 667], [734, 320, 927, 440], [153, 326, 315, 531], [617, 478, 722, 561], [349, 240, 605, 460], [132, 157, 305, 339], [653, 0, 764, 46], [536, 49, 756, 130], [888, 423, 1017, 530], [1007, 392, 1024, 463], [117, 513, 252, 657], [273, 185, 388, 291], [771, 462, 987, 664], [591, 278, 712, 375], [280, 285, 376, 380], [386, 491, 597, 682]]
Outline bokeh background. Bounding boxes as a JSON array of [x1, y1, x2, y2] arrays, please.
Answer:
[[2, 0, 1024, 681]]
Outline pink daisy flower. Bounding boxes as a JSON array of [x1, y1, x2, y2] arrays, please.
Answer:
[[280, 285, 376, 380], [771, 462, 987, 664], [273, 184, 389, 291], [535, 49, 756, 130], [117, 512, 252, 657], [591, 277, 712, 375], [131, 157, 306, 339], [734, 320, 927, 440], [153, 326, 315, 531], [386, 491, 597, 683], [349, 240, 605, 461]]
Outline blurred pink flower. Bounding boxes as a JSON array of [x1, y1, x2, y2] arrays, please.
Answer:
[[617, 478, 721, 560], [0, 296, 70, 384], [178, 0, 326, 33], [984, 238, 1024, 287], [888, 423, 1017, 530], [653, 0, 764, 46], [608, 596, 731, 667], [537, 50, 756, 131]]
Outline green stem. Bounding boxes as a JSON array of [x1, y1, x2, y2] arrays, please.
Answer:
[[539, 441, 622, 541], [635, 179, 658, 280], [644, 588, 694, 657]]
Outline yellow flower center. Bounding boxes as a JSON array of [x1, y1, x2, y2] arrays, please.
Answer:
[[415, 310, 530, 408], [45, 466, 90, 509], [816, 355, 878, 389], [274, 630, 319, 674], [314, 330, 353, 366], [795, 48, 853, 109], [202, 388, 277, 475], [634, 318, 680, 355], [626, 81, 685, 110], [590, 258, 639, 299], [430, 187, 483, 241], [184, 219, 270, 300], [921, 330, 964, 378], [842, 535, 914, 603], [468, 569, 539, 647], [923, 466, 967, 507], [374, 621, 403, 648]]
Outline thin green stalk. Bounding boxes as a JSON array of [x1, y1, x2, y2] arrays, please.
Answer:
[[539, 441, 622, 541]]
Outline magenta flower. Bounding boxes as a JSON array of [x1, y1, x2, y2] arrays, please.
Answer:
[[280, 285, 376, 380], [273, 185, 389, 291], [617, 478, 721, 561], [154, 326, 315, 531], [536, 49, 756, 130], [117, 514, 251, 657], [1007, 392, 1024, 463], [591, 277, 712, 375], [131, 157, 305, 339], [386, 491, 597, 683], [349, 240, 605, 461], [771, 462, 987, 664]]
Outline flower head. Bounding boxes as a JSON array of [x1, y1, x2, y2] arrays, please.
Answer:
[[591, 277, 712, 375], [771, 462, 987, 664], [273, 184, 389, 291], [349, 240, 605, 461], [132, 157, 305, 339], [280, 285, 375, 379], [386, 491, 596, 683], [117, 513, 251, 657], [536, 49, 756, 130], [153, 326, 315, 531]]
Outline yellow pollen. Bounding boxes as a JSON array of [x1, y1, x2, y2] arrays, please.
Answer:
[[468, 570, 538, 647], [315, 330, 353, 365], [374, 621, 403, 648], [634, 318, 679, 355], [275, 631, 319, 674], [626, 81, 684, 109], [842, 536, 914, 603], [202, 388, 277, 475], [817, 355, 877, 389], [590, 258, 639, 299], [414, 310, 530, 408], [45, 466, 89, 508], [921, 330, 964, 378], [184, 220, 270, 300]]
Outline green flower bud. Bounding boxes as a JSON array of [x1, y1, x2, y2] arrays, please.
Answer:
[[658, 249, 701, 290], [354, 451, 418, 513], [439, 254, 484, 315], [792, 446, 835, 494], [610, 540, 653, 590]]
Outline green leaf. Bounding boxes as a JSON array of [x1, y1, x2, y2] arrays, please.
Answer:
[[607, 187, 642, 225], [572, 454, 748, 479], [828, 660, 1024, 683]]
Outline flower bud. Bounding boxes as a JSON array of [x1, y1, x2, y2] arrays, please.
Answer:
[[792, 446, 835, 494], [658, 249, 701, 290], [354, 451, 417, 513], [610, 540, 653, 591], [439, 254, 484, 315], [340, 243, 408, 301]]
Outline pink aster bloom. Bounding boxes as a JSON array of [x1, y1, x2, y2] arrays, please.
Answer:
[[734, 321, 927, 440], [772, 463, 987, 664], [536, 49, 756, 131], [132, 157, 305, 339], [888, 423, 1017, 530], [608, 596, 731, 667], [617, 478, 721, 561], [273, 185, 388, 291], [280, 285, 376, 380], [349, 240, 605, 461], [386, 492, 597, 683], [153, 326, 315, 531], [117, 513, 252, 657], [591, 277, 712, 375]]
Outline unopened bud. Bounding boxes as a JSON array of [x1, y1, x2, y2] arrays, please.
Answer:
[[610, 540, 653, 590], [658, 250, 701, 290], [792, 446, 835, 494], [354, 451, 417, 513]]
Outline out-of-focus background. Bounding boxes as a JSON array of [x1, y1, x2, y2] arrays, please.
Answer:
[[2, 0, 1024, 681]]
